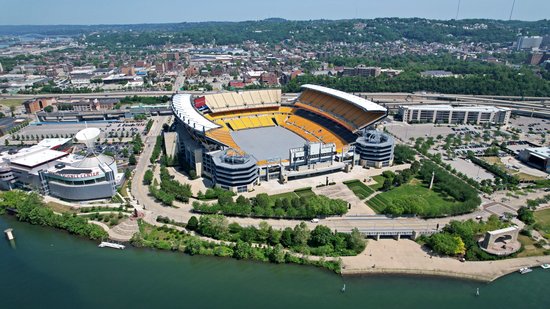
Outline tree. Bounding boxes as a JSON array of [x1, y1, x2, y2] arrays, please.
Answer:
[[292, 222, 310, 247], [187, 216, 199, 231], [44, 105, 54, 113], [143, 170, 154, 185], [347, 228, 366, 253], [394, 144, 416, 164], [233, 240, 252, 259], [309, 225, 333, 247], [281, 227, 293, 247], [129, 154, 137, 165], [428, 233, 465, 256], [257, 221, 270, 242], [268, 244, 285, 263], [517, 207, 535, 225], [382, 178, 393, 191]]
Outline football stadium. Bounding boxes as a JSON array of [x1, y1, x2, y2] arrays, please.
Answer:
[[171, 84, 394, 193]]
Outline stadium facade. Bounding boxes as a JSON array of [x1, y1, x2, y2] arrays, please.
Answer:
[[171, 85, 394, 192]]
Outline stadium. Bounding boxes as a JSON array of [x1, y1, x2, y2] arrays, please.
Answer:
[[171, 84, 394, 193]]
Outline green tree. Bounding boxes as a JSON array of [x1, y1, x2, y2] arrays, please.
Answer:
[[309, 225, 333, 247], [347, 228, 366, 253], [428, 233, 466, 256], [292, 222, 310, 247], [517, 207, 535, 225], [143, 170, 154, 185], [129, 154, 137, 165], [187, 216, 199, 231]]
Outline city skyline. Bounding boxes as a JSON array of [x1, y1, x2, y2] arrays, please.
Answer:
[[1, 0, 549, 25]]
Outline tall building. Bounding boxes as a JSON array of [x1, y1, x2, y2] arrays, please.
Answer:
[[341, 65, 381, 77], [517, 36, 543, 51], [399, 105, 511, 125]]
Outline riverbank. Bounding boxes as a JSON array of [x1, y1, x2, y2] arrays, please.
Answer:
[[340, 238, 550, 282]]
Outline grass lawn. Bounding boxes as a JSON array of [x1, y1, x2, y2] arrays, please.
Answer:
[[535, 209, 550, 239], [366, 194, 391, 214], [368, 179, 460, 216], [344, 180, 375, 200], [370, 175, 385, 191], [118, 179, 129, 198], [0, 98, 25, 108], [271, 188, 316, 200], [270, 191, 299, 200], [294, 188, 316, 198], [517, 235, 547, 257], [45, 202, 78, 214]]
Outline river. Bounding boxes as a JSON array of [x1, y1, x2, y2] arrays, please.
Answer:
[[1, 216, 549, 309]]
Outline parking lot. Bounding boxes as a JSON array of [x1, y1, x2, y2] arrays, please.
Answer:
[[385, 122, 487, 142], [16, 120, 147, 141]]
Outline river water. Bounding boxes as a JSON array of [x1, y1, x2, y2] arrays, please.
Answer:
[[1, 216, 549, 309]]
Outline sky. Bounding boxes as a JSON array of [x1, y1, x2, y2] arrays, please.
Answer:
[[0, 0, 548, 25]]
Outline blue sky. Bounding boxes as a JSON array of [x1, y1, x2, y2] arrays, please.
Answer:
[[1, 0, 548, 25]]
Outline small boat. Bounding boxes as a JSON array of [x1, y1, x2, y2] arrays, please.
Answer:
[[519, 267, 532, 274], [541, 264, 550, 269], [476, 288, 479, 296], [98, 241, 125, 250], [341, 284, 346, 293]]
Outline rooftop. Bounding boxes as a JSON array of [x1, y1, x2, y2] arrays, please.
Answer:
[[401, 105, 511, 112], [11, 149, 68, 168], [525, 146, 550, 159], [301, 84, 387, 113], [172, 94, 220, 132]]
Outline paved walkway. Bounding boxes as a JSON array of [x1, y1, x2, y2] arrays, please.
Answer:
[[341, 238, 550, 282], [313, 183, 376, 215], [108, 218, 140, 242]]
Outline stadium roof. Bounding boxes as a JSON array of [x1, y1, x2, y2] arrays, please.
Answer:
[[172, 94, 220, 132], [301, 84, 387, 113]]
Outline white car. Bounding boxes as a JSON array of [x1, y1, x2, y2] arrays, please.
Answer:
[[311, 218, 319, 223]]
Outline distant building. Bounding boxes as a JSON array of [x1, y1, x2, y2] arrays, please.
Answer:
[[420, 70, 454, 78], [399, 105, 511, 125], [23, 98, 56, 114], [228, 80, 245, 89], [542, 35, 550, 49], [58, 98, 118, 112], [341, 65, 381, 77], [517, 36, 543, 51], [526, 52, 549, 65], [518, 147, 550, 173], [120, 66, 135, 76], [260, 72, 279, 86], [380, 68, 403, 77], [155, 63, 165, 74]]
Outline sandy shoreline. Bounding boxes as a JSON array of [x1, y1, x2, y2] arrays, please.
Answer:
[[340, 239, 550, 282]]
